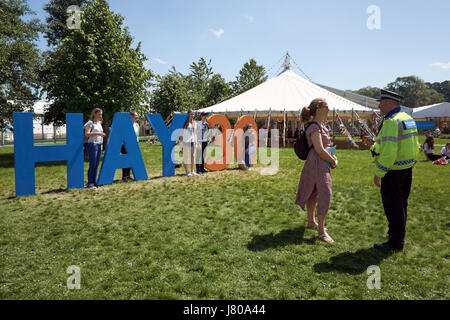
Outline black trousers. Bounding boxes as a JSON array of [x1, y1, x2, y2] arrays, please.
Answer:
[[380, 168, 413, 249], [426, 153, 442, 161], [196, 141, 208, 173], [121, 144, 131, 178]]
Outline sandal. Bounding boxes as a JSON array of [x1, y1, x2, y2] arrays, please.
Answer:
[[318, 232, 334, 243]]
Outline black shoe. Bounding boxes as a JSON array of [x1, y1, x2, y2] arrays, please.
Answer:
[[373, 242, 403, 251]]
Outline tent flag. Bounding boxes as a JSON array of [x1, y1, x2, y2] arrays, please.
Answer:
[[335, 113, 359, 149], [372, 111, 383, 134], [354, 111, 375, 140]]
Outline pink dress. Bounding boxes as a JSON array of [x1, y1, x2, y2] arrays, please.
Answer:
[[295, 122, 332, 214]]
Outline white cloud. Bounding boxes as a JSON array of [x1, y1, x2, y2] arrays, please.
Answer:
[[244, 15, 255, 24], [153, 58, 167, 65], [430, 62, 450, 69], [210, 28, 224, 38]]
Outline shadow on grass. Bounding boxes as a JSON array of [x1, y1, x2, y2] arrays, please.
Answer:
[[0, 153, 14, 168], [0, 153, 92, 169], [247, 227, 315, 251], [313, 248, 393, 275]]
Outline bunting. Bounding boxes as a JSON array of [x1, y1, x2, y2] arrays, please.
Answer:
[[354, 111, 375, 140], [372, 111, 383, 134], [335, 113, 359, 149]]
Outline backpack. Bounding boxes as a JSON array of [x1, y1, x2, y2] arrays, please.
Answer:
[[294, 121, 321, 160]]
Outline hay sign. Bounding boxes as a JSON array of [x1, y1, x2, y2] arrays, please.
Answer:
[[13, 112, 258, 197]]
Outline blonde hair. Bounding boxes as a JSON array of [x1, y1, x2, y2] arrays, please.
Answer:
[[90, 108, 103, 121]]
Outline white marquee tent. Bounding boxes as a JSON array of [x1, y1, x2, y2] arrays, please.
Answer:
[[412, 102, 450, 118], [198, 68, 373, 114]]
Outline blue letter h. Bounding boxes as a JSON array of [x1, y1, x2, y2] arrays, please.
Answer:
[[13, 112, 84, 197]]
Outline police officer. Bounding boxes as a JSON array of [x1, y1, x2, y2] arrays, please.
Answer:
[[371, 89, 420, 251]]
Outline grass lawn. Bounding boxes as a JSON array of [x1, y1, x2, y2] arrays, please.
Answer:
[[0, 137, 449, 300]]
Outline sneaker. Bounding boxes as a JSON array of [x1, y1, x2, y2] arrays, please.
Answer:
[[192, 172, 199, 176], [87, 184, 97, 189], [186, 173, 192, 177]]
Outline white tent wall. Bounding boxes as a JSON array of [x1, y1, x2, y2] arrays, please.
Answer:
[[413, 102, 450, 133]]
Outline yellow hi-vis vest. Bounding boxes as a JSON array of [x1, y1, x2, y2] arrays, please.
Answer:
[[371, 110, 420, 178]]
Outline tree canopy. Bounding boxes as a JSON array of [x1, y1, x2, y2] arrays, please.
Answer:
[[43, 0, 91, 47], [150, 58, 231, 119], [231, 58, 267, 96], [0, 0, 42, 132], [385, 76, 445, 108], [42, 0, 154, 125]]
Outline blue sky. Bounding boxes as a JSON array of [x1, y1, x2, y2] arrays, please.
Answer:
[[28, 0, 450, 91]]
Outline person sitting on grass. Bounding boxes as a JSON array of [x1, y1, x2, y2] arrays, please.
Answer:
[[441, 142, 450, 160], [423, 136, 442, 161]]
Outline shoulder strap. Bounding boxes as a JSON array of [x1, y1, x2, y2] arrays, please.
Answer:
[[305, 121, 322, 132]]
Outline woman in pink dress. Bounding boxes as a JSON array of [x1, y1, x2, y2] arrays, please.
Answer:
[[295, 98, 338, 243]]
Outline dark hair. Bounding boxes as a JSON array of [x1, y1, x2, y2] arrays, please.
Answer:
[[184, 109, 194, 129], [425, 136, 434, 149]]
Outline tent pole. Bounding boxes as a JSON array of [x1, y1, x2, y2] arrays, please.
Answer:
[[283, 109, 286, 148]]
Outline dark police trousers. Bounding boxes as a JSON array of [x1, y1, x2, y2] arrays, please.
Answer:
[[380, 167, 413, 249]]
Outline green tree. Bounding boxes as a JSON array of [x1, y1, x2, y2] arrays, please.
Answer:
[[351, 86, 380, 99], [385, 76, 445, 108], [427, 80, 450, 102], [43, 0, 154, 126], [43, 0, 91, 47], [0, 0, 42, 133], [151, 58, 231, 118], [206, 73, 231, 106], [231, 58, 267, 96], [186, 57, 230, 109], [150, 67, 198, 120]]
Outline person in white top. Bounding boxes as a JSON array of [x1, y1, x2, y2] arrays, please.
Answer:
[[122, 111, 140, 182], [423, 136, 441, 161], [441, 142, 450, 160], [84, 108, 106, 189], [180, 110, 197, 176]]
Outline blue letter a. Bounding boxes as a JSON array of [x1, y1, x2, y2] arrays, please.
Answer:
[[146, 113, 188, 177], [14, 112, 84, 197], [97, 113, 148, 185]]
